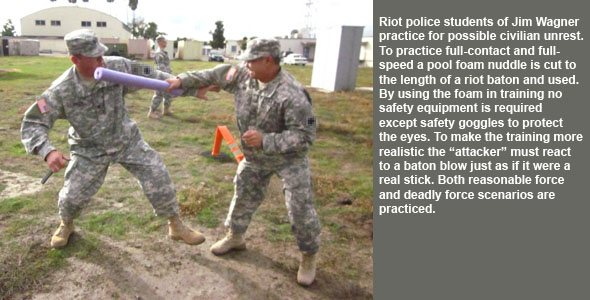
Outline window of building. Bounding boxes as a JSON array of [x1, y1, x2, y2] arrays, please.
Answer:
[[202, 49, 206, 55], [81, 21, 91, 27], [51, 20, 61, 26], [303, 47, 310, 58], [97, 21, 107, 27], [231, 45, 237, 53], [35, 20, 45, 26]]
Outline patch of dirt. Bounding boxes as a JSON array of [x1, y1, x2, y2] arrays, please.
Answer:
[[27, 224, 372, 300], [0, 169, 43, 199], [0, 68, 21, 74], [2, 169, 373, 299]]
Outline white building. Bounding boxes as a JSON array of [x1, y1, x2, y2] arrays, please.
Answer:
[[21, 6, 132, 39], [176, 40, 205, 60], [276, 38, 316, 61], [359, 36, 373, 67], [223, 40, 243, 59], [20, 6, 133, 55]]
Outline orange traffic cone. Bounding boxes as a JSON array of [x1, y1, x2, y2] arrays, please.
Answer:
[[204, 126, 244, 163]]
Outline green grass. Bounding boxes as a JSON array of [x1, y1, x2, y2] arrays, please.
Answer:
[[0, 190, 59, 215], [267, 223, 294, 242], [328, 222, 341, 234], [0, 242, 66, 297], [177, 185, 225, 228], [0, 197, 33, 213], [0, 228, 101, 298], [196, 207, 220, 228], [79, 210, 162, 239], [145, 137, 172, 148], [7, 141, 27, 155], [3, 217, 40, 236], [53, 232, 100, 260], [281, 64, 373, 87]]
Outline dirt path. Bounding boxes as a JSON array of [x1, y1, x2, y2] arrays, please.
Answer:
[[0, 169, 42, 199], [2, 168, 372, 300], [28, 226, 370, 300]]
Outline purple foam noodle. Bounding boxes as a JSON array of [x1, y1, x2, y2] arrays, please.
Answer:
[[94, 67, 183, 97]]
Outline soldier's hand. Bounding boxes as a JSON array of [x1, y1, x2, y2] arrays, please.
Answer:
[[196, 85, 220, 100], [46, 150, 70, 172], [165, 78, 182, 91], [242, 130, 263, 148]]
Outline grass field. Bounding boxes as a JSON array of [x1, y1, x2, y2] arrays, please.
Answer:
[[0, 56, 373, 299]]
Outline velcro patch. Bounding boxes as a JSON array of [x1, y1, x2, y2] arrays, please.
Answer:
[[226, 67, 237, 82], [37, 98, 49, 114]]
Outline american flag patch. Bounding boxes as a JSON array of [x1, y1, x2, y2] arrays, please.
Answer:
[[37, 98, 49, 114], [226, 67, 237, 81]]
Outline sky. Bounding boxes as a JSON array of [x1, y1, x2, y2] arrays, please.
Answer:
[[1, 0, 373, 40]]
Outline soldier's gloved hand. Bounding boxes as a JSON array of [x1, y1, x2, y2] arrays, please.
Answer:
[[196, 85, 220, 100], [242, 130, 263, 148], [165, 78, 182, 91], [46, 150, 70, 172]]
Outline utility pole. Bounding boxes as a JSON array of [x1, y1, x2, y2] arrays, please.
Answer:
[[304, 0, 315, 38]]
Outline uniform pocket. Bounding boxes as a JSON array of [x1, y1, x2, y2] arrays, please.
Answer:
[[66, 98, 99, 137], [257, 100, 282, 132]]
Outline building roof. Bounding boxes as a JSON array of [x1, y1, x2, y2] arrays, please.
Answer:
[[22, 6, 130, 32], [21, 6, 131, 38]]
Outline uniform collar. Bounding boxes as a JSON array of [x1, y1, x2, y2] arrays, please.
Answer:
[[72, 66, 109, 97], [255, 68, 282, 98]]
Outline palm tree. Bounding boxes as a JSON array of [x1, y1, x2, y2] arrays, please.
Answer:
[[128, 0, 138, 10]]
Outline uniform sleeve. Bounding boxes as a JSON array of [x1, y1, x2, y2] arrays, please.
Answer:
[[154, 53, 166, 71], [262, 93, 317, 155], [178, 64, 243, 95], [20, 91, 65, 160]]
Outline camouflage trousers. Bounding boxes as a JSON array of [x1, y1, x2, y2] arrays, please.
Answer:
[[58, 138, 179, 222], [150, 90, 172, 111], [225, 158, 321, 254]]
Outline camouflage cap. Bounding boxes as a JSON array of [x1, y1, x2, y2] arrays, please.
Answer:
[[238, 38, 281, 61], [64, 29, 108, 57], [156, 35, 166, 42]]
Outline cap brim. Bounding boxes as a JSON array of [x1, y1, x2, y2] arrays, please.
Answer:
[[85, 42, 108, 57]]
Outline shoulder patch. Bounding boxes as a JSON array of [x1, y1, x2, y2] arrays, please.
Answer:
[[37, 98, 49, 114], [226, 67, 237, 82]]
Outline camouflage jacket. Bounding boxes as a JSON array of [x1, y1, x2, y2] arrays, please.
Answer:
[[153, 48, 172, 73], [21, 56, 174, 162], [178, 64, 316, 167]]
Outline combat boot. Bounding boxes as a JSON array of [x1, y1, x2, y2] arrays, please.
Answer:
[[297, 252, 317, 286], [51, 220, 74, 248], [210, 230, 246, 255], [162, 106, 173, 116], [147, 107, 161, 119], [168, 215, 205, 245]]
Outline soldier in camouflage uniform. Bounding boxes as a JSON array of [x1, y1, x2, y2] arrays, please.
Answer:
[[21, 29, 205, 249], [147, 35, 173, 118], [167, 38, 321, 286]]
